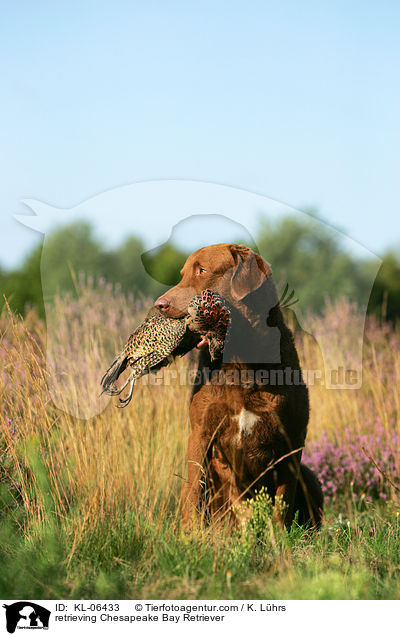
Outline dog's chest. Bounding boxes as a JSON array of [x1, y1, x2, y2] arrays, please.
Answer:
[[232, 408, 261, 445]]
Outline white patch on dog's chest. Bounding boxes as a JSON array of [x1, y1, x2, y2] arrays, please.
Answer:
[[233, 408, 260, 442]]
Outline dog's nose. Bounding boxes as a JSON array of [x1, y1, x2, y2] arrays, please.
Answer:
[[155, 296, 171, 313]]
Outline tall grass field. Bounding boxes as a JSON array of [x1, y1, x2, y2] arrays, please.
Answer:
[[1, 282, 400, 600]]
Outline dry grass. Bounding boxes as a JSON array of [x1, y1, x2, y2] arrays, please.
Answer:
[[1, 285, 400, 598]]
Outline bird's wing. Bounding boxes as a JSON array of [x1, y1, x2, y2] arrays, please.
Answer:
[[120, 315, 187, 368], [128, 350, 174, 379]]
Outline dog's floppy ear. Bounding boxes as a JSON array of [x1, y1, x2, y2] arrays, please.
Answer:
[[228, 245, 272, 301]]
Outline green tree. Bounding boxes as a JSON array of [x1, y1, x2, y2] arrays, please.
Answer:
[[368, 251, 400, 322], [40, 221, 104, 299], [112, 235, 156, 296], [141, 243, 188, 287], [1, 244, 44, 316], [256, 216, 370, 313], [0, 221, 188, 316]]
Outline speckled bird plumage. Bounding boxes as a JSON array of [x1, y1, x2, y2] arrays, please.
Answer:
[[186, 290, 231, 361], [101, 290, 230, 407]]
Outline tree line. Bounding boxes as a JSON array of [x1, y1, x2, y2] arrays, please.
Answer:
[[1, 217, 399, 321]]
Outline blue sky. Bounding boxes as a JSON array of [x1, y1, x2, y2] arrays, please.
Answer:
[[0, 0, 399, 269]]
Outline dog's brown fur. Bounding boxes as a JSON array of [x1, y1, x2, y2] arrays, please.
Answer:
[[155, 243, 323, 529]]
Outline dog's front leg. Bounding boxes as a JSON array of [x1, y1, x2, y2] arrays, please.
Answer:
[[180, 426, 211, 530], [273, 457, 301, 529]]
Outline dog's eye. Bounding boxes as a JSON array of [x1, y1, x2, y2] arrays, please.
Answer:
[[198, 267, 207, 275]]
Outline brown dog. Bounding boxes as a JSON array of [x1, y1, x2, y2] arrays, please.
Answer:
[[155, 243, 323, 529]]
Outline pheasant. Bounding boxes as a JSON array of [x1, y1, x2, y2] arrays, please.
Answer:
[[100, 290, 230, 407], [185, 289, 231, 362]]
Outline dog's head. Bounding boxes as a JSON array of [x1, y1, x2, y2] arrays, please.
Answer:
[[155, 243, 272, 318]]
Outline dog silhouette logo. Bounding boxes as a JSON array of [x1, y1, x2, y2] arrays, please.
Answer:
[[2, 602, 50, 633]]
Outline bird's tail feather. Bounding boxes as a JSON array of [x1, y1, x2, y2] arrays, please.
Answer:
[[100, 354, 129, 395]]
